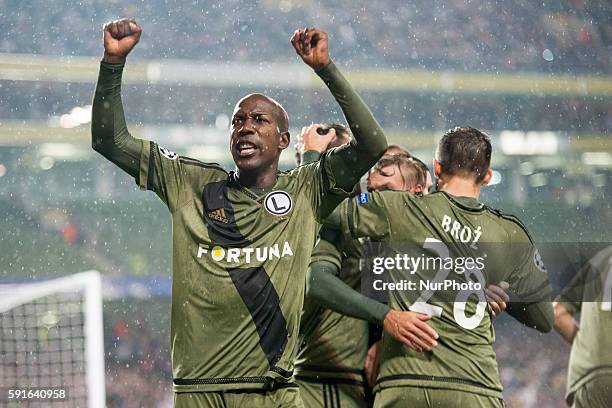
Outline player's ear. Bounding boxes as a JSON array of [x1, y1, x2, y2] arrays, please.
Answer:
[[279, 131, 290, 150], [413, 184, 423, 193], [481, 168, 494, 186], [433, 160, 443, 178]]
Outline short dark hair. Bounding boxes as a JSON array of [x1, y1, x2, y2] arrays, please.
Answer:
[[435, 127, 492, 182]]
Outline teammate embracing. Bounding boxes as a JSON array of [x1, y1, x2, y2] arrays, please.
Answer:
[[311, 127, 554, 407], [92, 20, 391, 407], [294, 125, 429, 407]]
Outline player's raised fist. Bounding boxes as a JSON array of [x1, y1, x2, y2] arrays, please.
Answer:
[[102, 19, 142, 63], [291, 27, 330, 71]]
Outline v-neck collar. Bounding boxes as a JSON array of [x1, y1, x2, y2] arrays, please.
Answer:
[[228, 171, 276, 202]]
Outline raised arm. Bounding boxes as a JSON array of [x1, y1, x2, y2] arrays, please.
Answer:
[[291, 28, 387, 192], [91, 19, 143, 177]]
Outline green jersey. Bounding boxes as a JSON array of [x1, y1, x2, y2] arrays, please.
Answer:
[[296, 200, 369, 385], [555, 245, 612, 404], [139, 142, 348, 392], [340, 190, 551, 398], [91, 60, 388, 393]]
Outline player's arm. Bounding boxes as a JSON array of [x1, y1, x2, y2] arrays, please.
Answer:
[[504, 230, 555, 333], [296, 124, 337, 165], [307, 221, 438, 352], [505, 302, 554, 333], [92, 19, 185, 210], [91, 19, 143, 177], [553, 302, 579, 343], [552, 261, 589, 343], [291, 28, 387, 214]]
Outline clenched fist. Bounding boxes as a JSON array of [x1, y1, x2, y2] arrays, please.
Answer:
[[102, 18, 142, 63], [290, 27, 331, 71]]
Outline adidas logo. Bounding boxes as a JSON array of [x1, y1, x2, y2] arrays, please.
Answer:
[[208, 208, 229, 224]]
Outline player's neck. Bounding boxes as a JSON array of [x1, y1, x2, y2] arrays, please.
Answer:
[[235, 166, 278, 189], [438, 177, 481, 199]]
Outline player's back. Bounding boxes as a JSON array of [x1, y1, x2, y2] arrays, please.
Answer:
[[347, 190, 550, 398]]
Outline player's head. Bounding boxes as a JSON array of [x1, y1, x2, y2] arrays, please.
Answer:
[[367, 155, 426, 193], [410, 156, 434, 195], [230, 93, 290, 172], [434, 127, 492, 187], [383, 144, 411, 158]]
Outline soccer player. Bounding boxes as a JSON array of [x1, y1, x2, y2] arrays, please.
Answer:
[[92, 20, 392, 407], [293, 126, 429, 408], [554, 245, 612, 408], [310, 127, 554, 407]]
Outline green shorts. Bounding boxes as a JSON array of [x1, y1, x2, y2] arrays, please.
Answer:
[[173, 386, 304, 408], [296, 377, 367, 408], [571, 375, 612, 408], [374, 386, 504, 408]]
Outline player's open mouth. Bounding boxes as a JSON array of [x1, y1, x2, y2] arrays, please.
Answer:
[[236, 141, 258, 157]]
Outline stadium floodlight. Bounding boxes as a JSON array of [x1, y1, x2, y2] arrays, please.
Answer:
[[0, 271, 105, 407]]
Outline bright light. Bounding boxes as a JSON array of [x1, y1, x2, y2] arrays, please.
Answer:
[[0, 164, 6, 177], [52, 104, 93, 129], [40, 156, 54, 170], [582, 152, 612, 167], [215, 114, 229, 130], [500, 131, 558, 155], [489, 170, 502, 185]]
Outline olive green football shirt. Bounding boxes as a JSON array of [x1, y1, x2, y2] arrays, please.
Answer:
[[296, 200, 369, 384], [139, 142, 349, 392], [340, 190, 552, 398], [555, 245, 612, 404]]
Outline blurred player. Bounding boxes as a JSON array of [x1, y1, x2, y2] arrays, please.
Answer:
[[295, 130, 428, 407], [554, 246, 612, 408], [92, 20, 389, 407], [311, 127, 554, 407]]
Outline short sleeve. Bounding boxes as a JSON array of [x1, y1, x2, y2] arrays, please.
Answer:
[[138, 141, 185, 212]]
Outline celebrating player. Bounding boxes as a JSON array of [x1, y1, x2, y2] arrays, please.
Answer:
[[294, 127, 428, 407], [554, 246, 612, 408], [92, 20, 389, 407], [311, 127, 554, 407]]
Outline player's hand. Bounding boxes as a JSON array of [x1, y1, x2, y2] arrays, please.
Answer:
[[290, 27, 331, 71], [299, 124, 336, 154], [364, 341, 381, 387], [383, 309, 438, 352], [486, 281, 510, 317], [103, 18, 142, 63]]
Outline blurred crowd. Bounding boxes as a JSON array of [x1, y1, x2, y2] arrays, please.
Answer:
[[0, 0, 609, 74]]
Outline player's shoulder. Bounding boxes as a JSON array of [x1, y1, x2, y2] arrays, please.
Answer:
[[482, 204, 534, 243], [177, 155, 229, 180]]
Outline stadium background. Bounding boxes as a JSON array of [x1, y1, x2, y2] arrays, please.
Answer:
[[0, 0, 610, 407]]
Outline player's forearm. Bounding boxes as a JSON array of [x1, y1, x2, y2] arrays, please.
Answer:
[[91, 61, 141, 178], [306, 260, 391, 324], [300, 150, 321, 165], [506, 301, 554, 333], [316, 62, 387, 189], [553, 302, 579, 343]]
